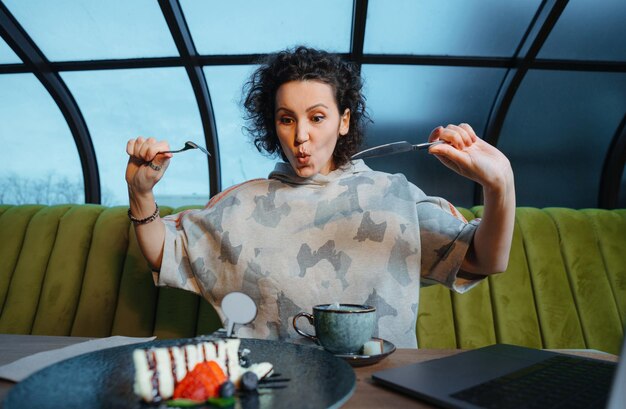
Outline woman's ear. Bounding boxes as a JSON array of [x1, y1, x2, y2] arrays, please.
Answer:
[[339, 108, 351, 136]]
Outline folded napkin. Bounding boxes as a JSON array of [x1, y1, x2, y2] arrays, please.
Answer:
[[0, 335, 155, 382]]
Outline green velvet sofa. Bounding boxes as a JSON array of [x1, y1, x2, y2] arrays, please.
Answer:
[[1, 204, 624, 354]]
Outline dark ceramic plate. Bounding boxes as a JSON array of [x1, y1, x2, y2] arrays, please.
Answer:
[[291, 337, 396, 367], [4, 338, 356, 409]]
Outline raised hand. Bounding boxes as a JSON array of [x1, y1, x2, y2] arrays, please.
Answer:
[[126, 137, 173, 196], [427, 123, 515, 275], [427, 123, 512, 192]]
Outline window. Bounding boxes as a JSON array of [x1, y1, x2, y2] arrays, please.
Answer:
[[62, 68, 209, 207], [4, 0, 178, 61], [364, 0, 542, 56], [539, 0, 626, 61], [1, 0, 624, 209], [0, 74, 83, 204], [499, 70, 626, 208], [181, 0, 353, 54], [361, 64, 505, 206], [204, 65, 278, 188]]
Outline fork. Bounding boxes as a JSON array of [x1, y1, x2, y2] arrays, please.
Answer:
[[158, 141, 211, 157]]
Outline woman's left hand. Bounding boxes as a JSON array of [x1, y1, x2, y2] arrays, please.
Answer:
[[427, 123, 512, 191]]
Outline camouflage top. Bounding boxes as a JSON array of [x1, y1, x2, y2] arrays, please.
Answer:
[[155, 160, 483, 347]]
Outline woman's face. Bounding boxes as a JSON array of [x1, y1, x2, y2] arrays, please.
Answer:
[[274, 80, 350, 177]]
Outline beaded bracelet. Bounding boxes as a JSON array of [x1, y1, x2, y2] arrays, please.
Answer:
[[128, 202, 160, 225]]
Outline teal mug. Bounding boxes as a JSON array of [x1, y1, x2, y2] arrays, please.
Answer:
[[293, 304, 376, 354]]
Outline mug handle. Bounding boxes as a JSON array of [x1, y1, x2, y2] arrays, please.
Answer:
[[293, 312, 318, 343]]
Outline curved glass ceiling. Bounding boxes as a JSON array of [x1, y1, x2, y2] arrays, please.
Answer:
[[3, 0, 178, 61], [364, 0, 543, 56], [362, 65, 506, 207], [500, 70, 626, 208], [204, 65, 278, 189], [62, 68, 208, 206], [0, 0, 625, 209], [181, 0, 353, 54], [539, 0, 626, 61], [1, 74, 83, 204]]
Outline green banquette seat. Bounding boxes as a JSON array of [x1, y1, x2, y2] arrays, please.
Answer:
[[0, 205, 624, 354]]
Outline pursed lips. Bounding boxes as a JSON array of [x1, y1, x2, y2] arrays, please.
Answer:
[[296, 149, 310, 158], [296, 150, 310, 164]]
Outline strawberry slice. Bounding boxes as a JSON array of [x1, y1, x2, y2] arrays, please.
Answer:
[[173, 361, 227, 401]]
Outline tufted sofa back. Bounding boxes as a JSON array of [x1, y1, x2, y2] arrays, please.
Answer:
[[418, 207, 626, 354], [0, 204, 221, 340], [1, 205, 624, 354]]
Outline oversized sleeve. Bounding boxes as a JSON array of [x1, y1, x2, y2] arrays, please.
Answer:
[[417, 196, 485, 293], [152, 209, 208, 297]]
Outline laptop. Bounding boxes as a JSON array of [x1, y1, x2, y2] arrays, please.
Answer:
[[372, 336, 625, 409]]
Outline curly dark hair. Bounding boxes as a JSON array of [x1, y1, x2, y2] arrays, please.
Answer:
[[242, 46, 369, 168]]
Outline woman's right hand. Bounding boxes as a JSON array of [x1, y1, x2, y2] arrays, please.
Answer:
[[125, 137, 173, 195]]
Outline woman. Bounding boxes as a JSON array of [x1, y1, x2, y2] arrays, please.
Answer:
[[125, 46, 515, 348]]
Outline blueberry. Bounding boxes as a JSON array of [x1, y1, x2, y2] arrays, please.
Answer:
[[239, 355, 251, 368], [219, 380, 236, 398], [240, 371, 259, 392], [239, 349, 251, 368]]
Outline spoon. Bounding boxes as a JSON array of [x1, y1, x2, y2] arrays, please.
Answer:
[[221, 292, 258, 337]]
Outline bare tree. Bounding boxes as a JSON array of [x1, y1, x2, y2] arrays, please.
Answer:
[[0, 172, 120, 205], [0, 178, 6, 203], [0, 172, 84, 205]]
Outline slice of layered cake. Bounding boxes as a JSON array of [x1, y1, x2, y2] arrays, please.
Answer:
[[133, 338, 273, 402]]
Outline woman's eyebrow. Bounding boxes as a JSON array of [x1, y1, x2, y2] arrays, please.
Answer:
[[275, 106, 294, 114], [275, 103, 329, 115], [306, 103, 329, 112]]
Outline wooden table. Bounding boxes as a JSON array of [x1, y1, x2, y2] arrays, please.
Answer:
[[0, 334, 618, 408]]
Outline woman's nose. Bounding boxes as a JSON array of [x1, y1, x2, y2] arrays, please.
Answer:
[[295, 124, 309, 144]]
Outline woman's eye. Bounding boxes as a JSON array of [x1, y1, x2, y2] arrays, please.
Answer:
[[312, 115, 325, 123], [280, 117, 294, 125]]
